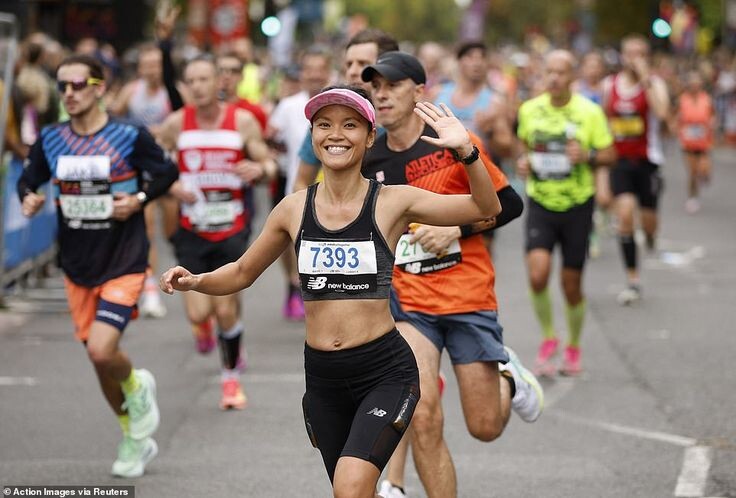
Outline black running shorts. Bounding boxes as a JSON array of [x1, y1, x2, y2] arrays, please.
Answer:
[[170, 227, 250, 275], [525, 197, 594, 270], [610, 158, 663, 209]]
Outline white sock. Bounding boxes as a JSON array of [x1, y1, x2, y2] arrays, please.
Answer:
[[221, 369, 239, 381], [218, 322, 243, 339]]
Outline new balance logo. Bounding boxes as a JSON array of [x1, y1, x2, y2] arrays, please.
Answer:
[[306, 276, 327, 290], [366, 407, 387, 417]]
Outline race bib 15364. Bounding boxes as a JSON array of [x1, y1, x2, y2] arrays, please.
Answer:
[[56, 155, 113, 221]]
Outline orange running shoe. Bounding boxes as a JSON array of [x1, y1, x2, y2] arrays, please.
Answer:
[[219, 378, 247, 410]]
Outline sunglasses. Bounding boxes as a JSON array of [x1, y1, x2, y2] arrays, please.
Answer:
[[56, 77, 103, 93], [217, 66, 243, 75]]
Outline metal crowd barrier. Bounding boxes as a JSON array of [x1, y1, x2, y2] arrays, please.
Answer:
[[0, 13, 58, 304]]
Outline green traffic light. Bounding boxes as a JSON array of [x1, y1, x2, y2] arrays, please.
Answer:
[[261, 16, 281, 37], [652, 18, 672, 38]]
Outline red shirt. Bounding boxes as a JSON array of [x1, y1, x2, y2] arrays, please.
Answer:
[[607, 74, 650, 160], [176, 104, 249, 242], [235, 98, 267, 132]]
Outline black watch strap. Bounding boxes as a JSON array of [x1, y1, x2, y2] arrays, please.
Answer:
[[452, 145, 480, 165]]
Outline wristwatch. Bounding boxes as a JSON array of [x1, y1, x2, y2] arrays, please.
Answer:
[[135, 191, 148, 206], [451, 145, 480, 165]]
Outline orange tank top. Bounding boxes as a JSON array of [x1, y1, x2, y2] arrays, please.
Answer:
[[678, 91, 713, 150]]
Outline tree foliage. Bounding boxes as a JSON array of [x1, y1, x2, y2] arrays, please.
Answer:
[[343, 0, 461, 43], [340, 0, 726, 46], [593, 1, 651, 45]]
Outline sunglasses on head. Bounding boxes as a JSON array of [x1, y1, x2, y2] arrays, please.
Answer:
[[56, 77, 103, 93]]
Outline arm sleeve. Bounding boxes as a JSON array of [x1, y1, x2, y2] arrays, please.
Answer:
[[297, 130, 320, 166], [132, 126, 179, 201], [16, 137, 51, 201], [159, 39, 184, 111], [490, 185, 523, 231]]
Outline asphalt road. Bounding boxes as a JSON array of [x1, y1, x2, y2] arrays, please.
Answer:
[[1, 141, 734, 497]]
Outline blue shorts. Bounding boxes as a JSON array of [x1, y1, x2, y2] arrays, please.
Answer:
[[390, 289, 508, 365]]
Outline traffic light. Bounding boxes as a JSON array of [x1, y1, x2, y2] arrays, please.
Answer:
[[652, 17, 672, 38], [260, 0, 280, 37], [261, 16, 281, 37]]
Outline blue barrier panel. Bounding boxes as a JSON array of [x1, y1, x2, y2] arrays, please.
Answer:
[[2, 156, 57, 272]]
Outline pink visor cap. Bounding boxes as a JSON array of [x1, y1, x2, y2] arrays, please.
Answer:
[[304, 88, 376, 129]]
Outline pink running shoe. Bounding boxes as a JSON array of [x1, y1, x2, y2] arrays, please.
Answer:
[[534, 338, 559, 377], [559, 345, 582, 376], [438, 371, 446, 397], [220, 378, 247, 410], [194, 317, 216, 354], [284, 290, 305, 321]]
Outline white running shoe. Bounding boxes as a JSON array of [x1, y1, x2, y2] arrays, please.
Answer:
[[378, 480, 407, 498], [617, 284, 641, 306], [122, 369, 160, 440], [111, 436, 158, 478], [140, 292, 167, 319], [503, 347, 544, 423]]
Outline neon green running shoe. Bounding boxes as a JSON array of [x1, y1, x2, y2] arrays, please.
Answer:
[[111, 436, 158, 478], [122, 369, 160, 440]]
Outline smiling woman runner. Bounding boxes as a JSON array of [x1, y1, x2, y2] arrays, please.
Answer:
[[160, 85, 500, 497]]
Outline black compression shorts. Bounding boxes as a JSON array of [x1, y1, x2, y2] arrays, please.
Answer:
[[302, 328, 420, 482], [525, 197, 594, 270]]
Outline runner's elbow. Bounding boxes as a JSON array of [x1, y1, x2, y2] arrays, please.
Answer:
[[485, 198, 502, 219]]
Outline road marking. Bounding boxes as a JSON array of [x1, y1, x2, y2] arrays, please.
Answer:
[[552, 411, 697, 447], [551, 411, 714, 497], [0, 376, 38, 386], [675, 446, 713, 497]]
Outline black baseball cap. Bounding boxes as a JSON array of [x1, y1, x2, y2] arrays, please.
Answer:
[[361, 51, 426, 85]]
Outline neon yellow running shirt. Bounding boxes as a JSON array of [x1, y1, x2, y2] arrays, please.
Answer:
[[517, 93, 612, 212]]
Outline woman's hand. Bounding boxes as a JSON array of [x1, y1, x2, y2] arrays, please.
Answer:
[[414, 102, 474, 158], [160, 266, 200, 294]]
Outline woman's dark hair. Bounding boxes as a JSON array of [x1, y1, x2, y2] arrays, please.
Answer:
[[56, 54, 105, 80]]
